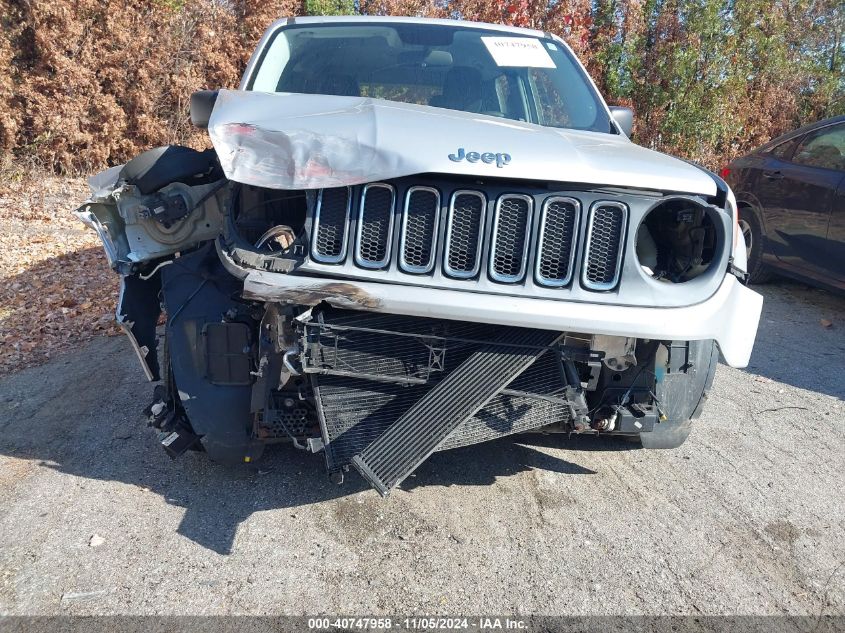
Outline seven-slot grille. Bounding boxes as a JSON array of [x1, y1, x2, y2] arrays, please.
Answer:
[[309, 183, 628, 291]]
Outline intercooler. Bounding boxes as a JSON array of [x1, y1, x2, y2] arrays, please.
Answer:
[[301, 309, 583, 484]]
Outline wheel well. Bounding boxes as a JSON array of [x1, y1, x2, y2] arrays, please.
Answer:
[[736, 199, 766, 235]]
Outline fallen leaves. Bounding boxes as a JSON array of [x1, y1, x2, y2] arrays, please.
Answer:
[[0, 170, 121, 377], [820, 319, 833, 328]]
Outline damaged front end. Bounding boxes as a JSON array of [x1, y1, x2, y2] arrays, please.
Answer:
[[76, 146, 226, 382], [75, 15, 766, 495], [77, 141, 741, 496]]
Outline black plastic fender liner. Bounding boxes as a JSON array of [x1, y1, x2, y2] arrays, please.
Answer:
[[116, 272, 162, 381], [351, 328, 563, 496], [160, 243, 263, 463], [641, 339, 718, 449], [190, 90, 219, 129]]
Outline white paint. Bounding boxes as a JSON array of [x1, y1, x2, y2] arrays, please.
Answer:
[[207, 90, 717, 196], [242, 271, 763, 368]]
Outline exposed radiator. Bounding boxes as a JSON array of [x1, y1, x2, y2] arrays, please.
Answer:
[[351, 327, 562, 495], [304, 310, 573, 476]]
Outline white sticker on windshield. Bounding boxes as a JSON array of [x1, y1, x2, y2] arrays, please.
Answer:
[[481, 37, 556, 68]]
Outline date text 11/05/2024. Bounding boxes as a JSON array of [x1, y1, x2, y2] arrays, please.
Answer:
[[307, 618, 527, 630]]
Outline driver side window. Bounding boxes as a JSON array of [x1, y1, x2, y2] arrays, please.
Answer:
[[769, 137, 798, 160], [792, 123, 845, 171]]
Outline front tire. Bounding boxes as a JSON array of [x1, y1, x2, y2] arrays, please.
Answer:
[[739, 208, 774, 284]]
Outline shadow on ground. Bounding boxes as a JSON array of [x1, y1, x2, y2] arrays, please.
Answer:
[[0, 278, 841, 554], [0, 333, 618, 553], [743, 280, 845, 399]]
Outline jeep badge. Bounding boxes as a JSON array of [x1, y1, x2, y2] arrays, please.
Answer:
[[448, 147, 512, 168]]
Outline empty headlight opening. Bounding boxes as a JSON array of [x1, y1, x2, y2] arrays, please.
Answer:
[[636, 198, 719, 283], [232, 184, 308, 253]]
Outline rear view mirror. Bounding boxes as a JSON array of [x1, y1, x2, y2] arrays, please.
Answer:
[[609, 106, 634, 137], [190, 90, 219, 129]]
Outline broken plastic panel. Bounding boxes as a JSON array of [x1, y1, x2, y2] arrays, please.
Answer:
[[75, 178, 225, 268]]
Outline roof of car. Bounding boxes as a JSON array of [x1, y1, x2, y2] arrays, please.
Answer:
[[268, 15, 548, 39]]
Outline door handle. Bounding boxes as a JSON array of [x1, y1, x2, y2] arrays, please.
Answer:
[[763, 170, 784, 180]]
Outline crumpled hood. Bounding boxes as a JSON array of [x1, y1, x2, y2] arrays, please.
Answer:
[[208, 89, 716, 196]]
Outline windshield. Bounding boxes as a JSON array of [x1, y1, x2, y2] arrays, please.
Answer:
[[248, 22, 614, 134]]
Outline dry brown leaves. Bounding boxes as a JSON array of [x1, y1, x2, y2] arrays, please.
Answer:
[[0, 169, 121, 377], [0, 0, 303, 173]]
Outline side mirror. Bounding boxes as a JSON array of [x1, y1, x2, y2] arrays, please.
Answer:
[[609, 106, 634, 137], [190, 90, 219, 129]]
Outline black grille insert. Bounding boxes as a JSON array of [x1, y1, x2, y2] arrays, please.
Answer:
[[355, 183, 395, 268], [400, 186, 440, 274], [444, 190, 486, 278], [536, 196, 579, 287], [583, 202, 627, 290], [311, 187, 351, 263], [490, 194, 532, 283]]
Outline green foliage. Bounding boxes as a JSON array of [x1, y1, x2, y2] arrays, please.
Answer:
[[584, 0, 844, 166], [152, 0, 185, 10], [306, 0, 356, 15]]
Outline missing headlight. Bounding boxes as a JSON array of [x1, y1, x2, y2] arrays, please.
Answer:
[[636, 199, 719, 283], [234, 184, 307, 253]]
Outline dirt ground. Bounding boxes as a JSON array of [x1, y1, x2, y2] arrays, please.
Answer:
[[0, 277, 842, 618], [0, 172, 120, 377]]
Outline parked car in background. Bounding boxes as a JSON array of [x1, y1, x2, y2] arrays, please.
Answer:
[[724, 115, 845, 291]]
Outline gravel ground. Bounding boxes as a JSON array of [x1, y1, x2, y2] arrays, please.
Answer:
[[0, 281, 842, 617]]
